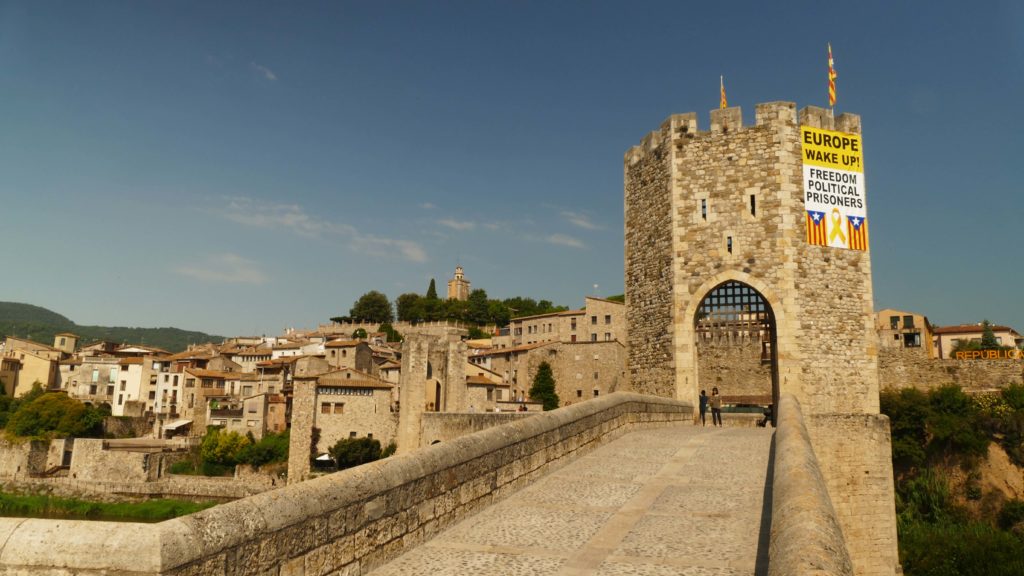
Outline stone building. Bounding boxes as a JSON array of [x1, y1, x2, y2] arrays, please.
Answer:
[[624, 102, 897, 575], [509, 296, 625, 346], [446, 265, 471, 301], [876, 308, 934, 357], [1, 336, 62, 395], [933, 323, 1023, 359]]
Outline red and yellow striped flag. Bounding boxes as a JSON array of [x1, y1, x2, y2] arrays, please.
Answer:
[[720, 76, 727, 109], [828, 43, 837, 107]]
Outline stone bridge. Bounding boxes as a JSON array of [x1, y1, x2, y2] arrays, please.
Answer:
[[0, 393, 854, 576]]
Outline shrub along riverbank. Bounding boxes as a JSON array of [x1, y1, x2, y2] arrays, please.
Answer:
[[882, 384, 1024, 575], [0, 491, 216, 522]]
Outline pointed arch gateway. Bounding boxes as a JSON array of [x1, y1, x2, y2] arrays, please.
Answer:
[[693, 280, 779, 423]]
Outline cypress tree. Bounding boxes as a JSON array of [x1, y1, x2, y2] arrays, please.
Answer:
[[530, 362, 560, 411]]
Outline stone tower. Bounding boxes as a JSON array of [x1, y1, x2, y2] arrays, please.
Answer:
[[446, 266, 471, 301], [624, 102, 898, 575]]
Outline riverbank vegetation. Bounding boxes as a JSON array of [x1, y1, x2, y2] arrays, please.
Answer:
[[0, 491, 216, 522], [882, 384, 1024, 575]]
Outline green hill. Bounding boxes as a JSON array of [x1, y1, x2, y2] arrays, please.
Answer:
[[0, 302, 223, 353]]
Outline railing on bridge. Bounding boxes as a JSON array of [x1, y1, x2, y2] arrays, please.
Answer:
[[0, 392, 691, 575], [769, 394, 854, 576]]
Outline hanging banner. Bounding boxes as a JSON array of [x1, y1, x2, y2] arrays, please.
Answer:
[[802, 126, 868, 251]]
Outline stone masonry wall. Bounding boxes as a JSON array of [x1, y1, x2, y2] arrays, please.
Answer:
[[878, 346, 1023, 391], [523, 341, 628, 406], [418, 412, 534, 447], [0, 392, 693, 575], [696, 338, 771, 398], [624, 121, 675, 398], [807, 414, 899, 576]]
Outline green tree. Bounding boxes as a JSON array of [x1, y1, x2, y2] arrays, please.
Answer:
[[529, 362, 560, 411], [980, 320, 1001, 350], [236, 431, 289, 468], [395, 293, 424, 322], [352, 328, 367, 339], [425, 279, 438, 300], [6, 391, 106, 438], [605, 294, 625, 303], [487, 301, 511, 326], [467, 289, 490, 325], [349, 291, 394, 323], [329, 437, 382, 470], [927, 385, 990, 459], [199, 428, 251, 467], [377, 322, 403, 342]]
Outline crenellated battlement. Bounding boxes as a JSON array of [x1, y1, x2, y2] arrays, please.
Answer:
[[625, 102, 862, 166]]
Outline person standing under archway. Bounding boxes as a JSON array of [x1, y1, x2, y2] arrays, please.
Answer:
[[710, 387, 723, 427]]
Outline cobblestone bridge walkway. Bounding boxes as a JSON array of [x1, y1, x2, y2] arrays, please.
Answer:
[[368, 427, 774, 576]]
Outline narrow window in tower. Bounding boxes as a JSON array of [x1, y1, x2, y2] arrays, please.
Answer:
[[701, 199, 707, 220], [750, 195, 756, 216], [727, 236, 733, 253]]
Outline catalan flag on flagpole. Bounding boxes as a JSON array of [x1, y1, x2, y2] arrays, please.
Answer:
[[720, 75, 727, 109], [806, 210, 828, 246], [847, 215, 868, 251], [828, 43, 837, 108]]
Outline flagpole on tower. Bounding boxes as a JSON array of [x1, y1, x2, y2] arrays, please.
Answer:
[[828, 43, 837, 118]]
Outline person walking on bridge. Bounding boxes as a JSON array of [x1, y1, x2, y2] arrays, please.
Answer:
[[699, 389, 709, 426], [710, 387, 723, 427]]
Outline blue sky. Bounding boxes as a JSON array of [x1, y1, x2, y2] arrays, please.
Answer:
[[1, 1, 1022, 337]]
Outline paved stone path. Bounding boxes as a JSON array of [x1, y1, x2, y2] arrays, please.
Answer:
[[367, 426, 774, 576]]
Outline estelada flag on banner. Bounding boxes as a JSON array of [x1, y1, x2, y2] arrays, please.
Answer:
[[720, 76, 727, 109], [828, 43, 837, 107], [847, 215, 868, 251], [806, 210, 828, 246]]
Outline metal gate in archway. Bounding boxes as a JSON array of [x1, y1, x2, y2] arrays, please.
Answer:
[[694, 281, 779, 417]]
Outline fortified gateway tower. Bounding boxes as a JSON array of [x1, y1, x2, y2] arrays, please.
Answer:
[[625, 102, 898, 575]]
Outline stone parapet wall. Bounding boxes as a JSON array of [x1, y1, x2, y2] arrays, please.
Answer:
[[0, 392, 692, 575], [879, 346, 1023, 391], [769, 395, 853, 576], [418, 412, 534, 447], [1, 472, 273, 502]]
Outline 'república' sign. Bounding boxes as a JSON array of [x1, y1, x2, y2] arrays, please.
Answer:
[[802, 125, 868, 251]]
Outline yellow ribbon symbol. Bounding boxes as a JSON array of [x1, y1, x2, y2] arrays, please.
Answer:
[[828, 208, 846, 246]]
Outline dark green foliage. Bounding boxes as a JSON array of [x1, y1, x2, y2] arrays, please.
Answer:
[[881, 388, 931, 468], [899, 521, 1024, 576], [199, 428, 250, 468], [1002, 384, 1024, 411], [381, 442, 397, 458], [425, 279, 438, 300], [467, 289, 490, 325], [466, 325, 490, 339], [884, 383, 1024, 575], [349, 291, 394, 323], [351, 328, 367, 339], [0, 302, 223, 353], [926, 386, 989, 458], [998, 499, 1024, 532], [377, 323, 402, 343], [6, 389, 107, 438], [329, 437, 382, 470], [529, 362, 559, 411], [236, 431, 289, 468], [0, 490, 216, 522], [604, 294, 625, 303], [395, 293, 423, 322]]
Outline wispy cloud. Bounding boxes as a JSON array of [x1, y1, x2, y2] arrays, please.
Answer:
[[355, 236, 428, 263], [175, 253, 267, 285], [546, 234, 586, 249], [219, 196, 427, 262], [561, 210, 602, 230], [419, 202, 436, 210], [222, 196, 353, 237], [438, 218, 476, 231], [250, 62, 278, 81]]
